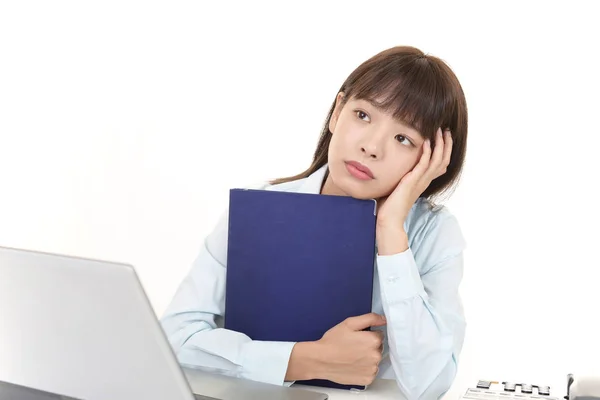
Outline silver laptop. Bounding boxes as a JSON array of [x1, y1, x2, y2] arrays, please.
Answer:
[[0, 246, 328, 400]]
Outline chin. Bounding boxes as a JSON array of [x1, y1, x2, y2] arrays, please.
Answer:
[[331, 173, 382, 200], [345, 186, 378, 200]]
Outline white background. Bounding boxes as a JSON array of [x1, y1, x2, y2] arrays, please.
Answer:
[[1, 1, 599, 397]]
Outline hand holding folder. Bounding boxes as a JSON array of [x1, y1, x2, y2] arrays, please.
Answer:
[[315, 313, 387, 385]]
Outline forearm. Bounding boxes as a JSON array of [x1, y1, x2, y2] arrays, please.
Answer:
[[376, 225, 409, 255], [377, 251, 465, 399], [382, 290, 458, 399], [284, 341, 323, 381], [161, 268, 297, 386], [166, 318, 297, 386]]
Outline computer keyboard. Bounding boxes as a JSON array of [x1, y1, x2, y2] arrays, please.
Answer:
[[459, 380, 560, 400], [461, 388, 560, 399]]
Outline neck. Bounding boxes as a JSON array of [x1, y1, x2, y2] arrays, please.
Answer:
[[320, 171, 348, 196]]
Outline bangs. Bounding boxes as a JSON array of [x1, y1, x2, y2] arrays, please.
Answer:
[[345, 57, 457, 139]]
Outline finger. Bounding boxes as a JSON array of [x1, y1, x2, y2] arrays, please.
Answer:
[[375, 331, 384, 349], [429, 128, 446, 172], [441, 129, 453, 174], [359, 330, 384, 349], [344, 313, 387, 331], [368, 330, 384, 347], [423, 128, 449, 182], [410, 138, 432, 179]]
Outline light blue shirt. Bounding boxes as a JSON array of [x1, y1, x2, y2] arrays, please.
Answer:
[[160, 164, 467, 400]]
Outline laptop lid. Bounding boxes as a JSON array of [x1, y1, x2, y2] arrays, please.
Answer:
[[0, 246, 196, 400]]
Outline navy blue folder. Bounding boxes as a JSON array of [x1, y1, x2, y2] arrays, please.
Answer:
[[224, 188, 377, 390]]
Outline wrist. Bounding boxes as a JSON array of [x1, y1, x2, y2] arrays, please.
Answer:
[[285, 341, 325, 381], [376, 226, 409, 255], [376, 212, 406, 237]]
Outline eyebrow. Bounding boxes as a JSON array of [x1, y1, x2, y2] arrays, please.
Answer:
[[358, 99, 423, 139]]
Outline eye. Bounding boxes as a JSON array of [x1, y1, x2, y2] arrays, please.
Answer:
[[395, 134, 413, 147], [355, 110, 370, 122]]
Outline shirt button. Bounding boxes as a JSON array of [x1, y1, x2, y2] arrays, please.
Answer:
[[387, 276, 399, 283]]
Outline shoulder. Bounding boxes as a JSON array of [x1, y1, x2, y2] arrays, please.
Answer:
[[405, 198, 466, 271], [406, 198, 460, 233]]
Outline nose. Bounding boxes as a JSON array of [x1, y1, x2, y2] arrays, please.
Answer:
[[360, 135, 383, 160]]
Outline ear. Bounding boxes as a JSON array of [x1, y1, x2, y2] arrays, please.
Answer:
[[328, 92, 345, 134]]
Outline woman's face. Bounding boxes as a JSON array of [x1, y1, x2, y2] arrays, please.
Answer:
[[322, 93, 426, 200]]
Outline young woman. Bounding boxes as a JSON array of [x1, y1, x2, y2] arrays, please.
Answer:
[[161, 45, 468, 400]]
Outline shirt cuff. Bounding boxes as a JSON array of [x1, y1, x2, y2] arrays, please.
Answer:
[[377, 248, 426, 303], [240, 340, 296, 386]]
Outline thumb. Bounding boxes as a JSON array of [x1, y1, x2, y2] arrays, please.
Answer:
[[344, 313, 387, 331]]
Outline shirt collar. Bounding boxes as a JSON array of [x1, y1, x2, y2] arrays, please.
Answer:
[[297, 163, 328, 194]]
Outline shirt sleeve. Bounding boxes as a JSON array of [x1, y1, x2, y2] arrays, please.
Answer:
[[159, 211, 297, 386], [376, 212, 467, 400]]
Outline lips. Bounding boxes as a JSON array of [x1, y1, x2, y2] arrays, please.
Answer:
[[345, 161, 374, 179]]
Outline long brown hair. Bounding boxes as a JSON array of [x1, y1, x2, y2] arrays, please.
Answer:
[[272, 45, 468, 200]]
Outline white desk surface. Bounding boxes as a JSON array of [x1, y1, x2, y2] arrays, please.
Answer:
[[185, 367, 566, 400], [184, 367, 405, 400], [298, 380, 467, 400], [183, 367, 466, 400]]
